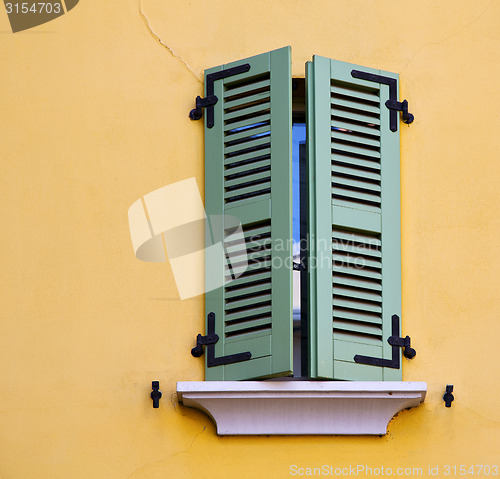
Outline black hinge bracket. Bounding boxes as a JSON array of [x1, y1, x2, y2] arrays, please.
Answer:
[[191, 312, 252, 367], [443, 385, 454, 407], [354, 314, 416, 369], [151, 380, 162, 408], [351, 70, 414, 132], [189, 63, 251, 128], [293, 261, 306, 272]]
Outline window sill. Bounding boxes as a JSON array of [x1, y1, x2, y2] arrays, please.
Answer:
[[176, 381, 427, 435]]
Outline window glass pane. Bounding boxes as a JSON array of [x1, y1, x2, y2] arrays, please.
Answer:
[[292, 122, 306, 253]]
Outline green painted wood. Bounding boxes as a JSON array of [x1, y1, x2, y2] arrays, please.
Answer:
[[224, 90, 271, 110], [224, 181, 271, 200], [330, 96, 380, 115], [333, 284, 382, 299], [204, 47, 292, 381], [332, 164, 381, 181], [224, 171, 270, 188], [225, 113, 271, 132], [332, 175, 381, 192], [225, 282, 271, 299], [378, 68, 402, 381], [331, 118, 380, 136], [224, 335, 271, 359], [331, 204, 381, 233], [331, 130, 381, 148], [269, 46, 293, 376], [225, 125, 271, 144], [225, 317, 272, 334], [333, 241, 382, 258], [225, 291, 272, 310], [334, 275, 382, 292], [204, 59, 226, 381], [332, 198, 381, 214], [244, 236, 272, 250], [223, 147, 271, 165], [224, 136, 270, 155], [334, 320, 383, 337], [332, 361, 383, 381], [307, 56, 334, 379], [333, 297, 382, 314], [331, 187, 380, 204], [331, 85, 379, 102], [332, 307, 382, 324], [307, 56, 402, 381], [224, 79, 271, 99], [331, 108, 381, 126], [332, 265, 382, 281], [225, 159, 271, 176], [224, 101, 271, 121], [225, 239, 271, 257], [333, 229, 382, 246], [225, 270, 271, 288], [332, 152, 381, 171], [224, 328, 272, 343], [332, 142, 381, 159]]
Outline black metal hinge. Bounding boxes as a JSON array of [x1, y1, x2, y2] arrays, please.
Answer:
[[150, 381, 162, 408], [354, 314, 416, 369], [191, 312, 252, 367], [293, 261, 306, 272], [443, 385, 454, 407], [189, 63, 251, 128], [351, 70, 414, 132]]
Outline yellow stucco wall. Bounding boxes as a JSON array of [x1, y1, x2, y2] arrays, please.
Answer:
[[2, 1, 500, 477]]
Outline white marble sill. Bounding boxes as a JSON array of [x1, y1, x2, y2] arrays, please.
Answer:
[[176, 381, 427, 435]]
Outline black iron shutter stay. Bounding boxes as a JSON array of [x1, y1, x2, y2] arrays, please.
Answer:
[[354, 315, 416, 369], [189, 64, 251, 128], [351, 70, 414, 132], [191, 312, 252, 367]]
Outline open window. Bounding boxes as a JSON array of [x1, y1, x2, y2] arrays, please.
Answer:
[[178, 46, 426, 435], [201, 46, 406, 381]]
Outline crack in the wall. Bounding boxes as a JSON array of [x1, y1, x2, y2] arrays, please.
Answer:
[[400, 0, 496, 74], [169, 424, 207, 458], [138, 0, 202, 83], [125, 425, 207, 479]]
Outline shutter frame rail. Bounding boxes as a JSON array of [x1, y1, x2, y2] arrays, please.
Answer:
[[189, 63, 251, 127], [353, 315, 416, 369], [350, 70, 414, 132]]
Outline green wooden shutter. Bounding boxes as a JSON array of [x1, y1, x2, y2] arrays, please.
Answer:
[[307, 56, 402, 381], [204, 47, 293, 381]]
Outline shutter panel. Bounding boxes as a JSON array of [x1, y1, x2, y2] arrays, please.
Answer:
[[307, 56, 402, 380], [204, 47, 293, 381]]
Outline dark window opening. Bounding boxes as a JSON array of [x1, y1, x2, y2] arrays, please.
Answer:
[[292, 79, 309, 378]]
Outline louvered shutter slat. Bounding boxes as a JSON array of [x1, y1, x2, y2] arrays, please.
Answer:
[[331, 118, 380, 136], [224, 102, 271, 121], [224, 79, 271, 98], [225, 113, 271, 131], [330, 85, 379, 102], [331, 108, 381, 126], [225, 125, 271, 143], [225, 266, 271, 283], [224, 91, 270, 110]]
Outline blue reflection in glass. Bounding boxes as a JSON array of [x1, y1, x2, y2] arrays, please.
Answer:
[[292, 123, 306, 251]]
